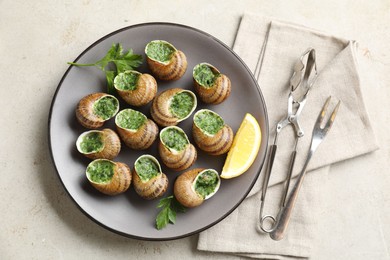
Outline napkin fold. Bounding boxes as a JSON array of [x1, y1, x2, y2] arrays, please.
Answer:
[[197, 14, 379, 259]]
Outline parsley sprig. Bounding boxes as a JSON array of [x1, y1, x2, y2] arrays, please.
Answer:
[[68, 43, 143, 94], [156, 195, 186, 230]]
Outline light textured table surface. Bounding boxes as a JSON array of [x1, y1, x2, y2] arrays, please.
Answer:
[[1, 1, 389, 259]]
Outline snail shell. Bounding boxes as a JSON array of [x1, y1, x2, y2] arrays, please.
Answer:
[[76, 93, 119, 129], [150, 88, 197, 127], [192, 109, 233, 155], [132, 155, 168, 200], [158, 126, 197, 171], [174, 168, 221, 208], [114, 70, 157, 106], [145, 40, 187, 81], [86, 159, 131, 196], [76, 128, 121, 160], [115, 109, 158, 150], [193, 63, 231, 105]]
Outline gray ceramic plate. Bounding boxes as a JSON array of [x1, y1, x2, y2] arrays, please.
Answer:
[[49, 23, 268, 240]]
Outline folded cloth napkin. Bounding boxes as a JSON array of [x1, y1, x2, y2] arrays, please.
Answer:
[[197, 14, 379, 259]]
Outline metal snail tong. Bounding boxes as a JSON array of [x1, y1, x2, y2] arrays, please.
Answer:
[[259, 48, 318, 238]]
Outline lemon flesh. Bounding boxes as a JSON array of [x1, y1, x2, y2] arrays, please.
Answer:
[[221, 113, 261, 179]]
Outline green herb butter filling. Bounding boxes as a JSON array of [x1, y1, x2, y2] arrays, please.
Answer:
[[193, 63, 220, 88], [170, 91, 195, 119], [93, 96, 119, 120], [87, 160, 115, 183], [114, 71, 140, 91], [194, 110, 224, 135], [80, 132, 104, 153], [135, 156, 160, 182], [194, 170, 219, 199], [146, 41, 175, 63], [116, 109, 146, 130], [161, 127, 189, 151]]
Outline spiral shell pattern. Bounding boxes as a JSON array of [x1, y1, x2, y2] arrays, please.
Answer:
[[193, 63, 231, 105], [76, 128, 121, 160], [76, 93, 119, 129], [159, 142, 197, 171], [115, 109, 159, 150], [86, 159, 132, 196], [174, 168, 220, 208], [174, 168, 204, 208], [116, 119, 158, 150], [192, 110, 233, 156], [114, 71, 157, 106], [158, 126, 197, 171], [145, 40, 187, 81], [150, 88, 197, 127], [193, 124, 233, 155], [132, 155, 168, 200]]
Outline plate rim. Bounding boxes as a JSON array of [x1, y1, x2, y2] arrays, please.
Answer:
[[48, 22, 269, 241]]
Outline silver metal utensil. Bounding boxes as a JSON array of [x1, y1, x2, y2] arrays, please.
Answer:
[[265, 96, 341, 240], [259, 48, 317, 233]]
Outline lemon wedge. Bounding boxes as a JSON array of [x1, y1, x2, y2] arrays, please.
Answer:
[[220, 113, 261, 179]]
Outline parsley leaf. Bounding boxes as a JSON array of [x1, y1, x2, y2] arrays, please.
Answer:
[[67, 43, 143, 94], [156, 207, 170, 230], [156, 195, 186, 230], [157, 196, 173, 208], [168, 208, 176, 224]]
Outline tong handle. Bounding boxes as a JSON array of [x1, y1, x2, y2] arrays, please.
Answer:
[[261, 142, 297, 234], [261, 144, 277, 200], [270, 150, 312, 241], [259, 144, 278, 232], [281, 150, 296, 207]]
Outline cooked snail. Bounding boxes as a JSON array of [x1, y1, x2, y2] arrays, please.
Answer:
[[150, 88, 197, 127], [76, 128, 121, 160], [174, 168, 220, 208], [115, 108, 158, 150], [193, 63, 231, 104], [158, 126, 197, 171], [114, 70, 157, 106], [145, 40, 187, 81], [192, 109, 233, 155], [76, 93, 119, 129], [132, 155, 168, 200], [86, 159, 131, 195]]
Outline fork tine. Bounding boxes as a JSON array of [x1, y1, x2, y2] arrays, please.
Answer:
[[317, 96, 331, 126], [324, 99, 341, 131]]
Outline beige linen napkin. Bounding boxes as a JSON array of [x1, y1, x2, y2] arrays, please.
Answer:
[[197, 14, 379, 259]]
